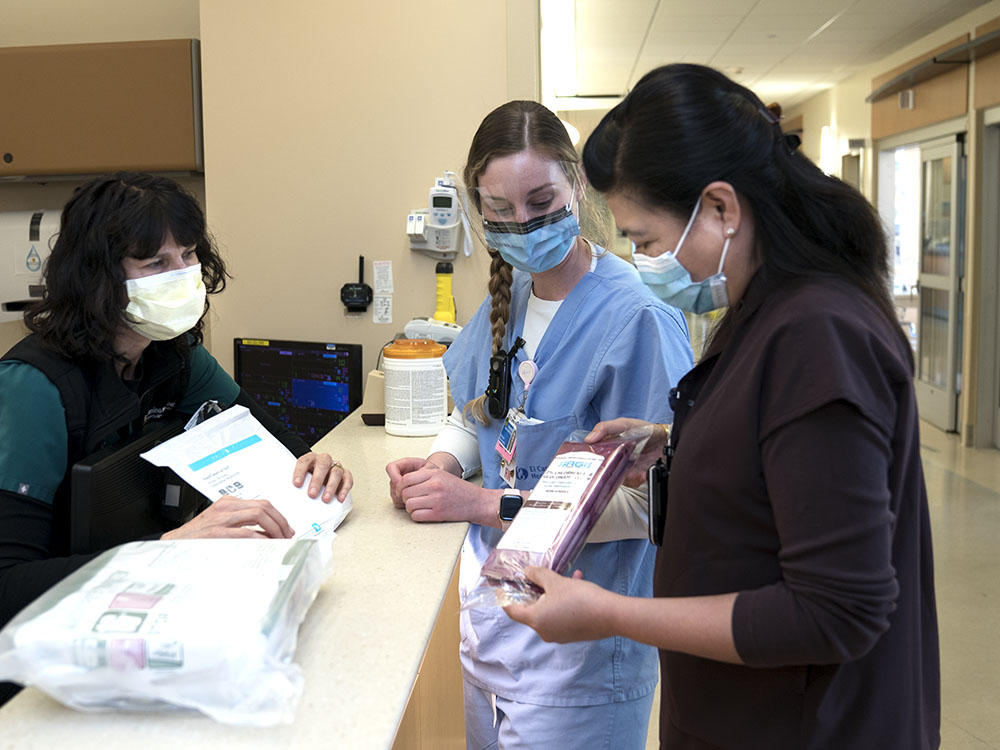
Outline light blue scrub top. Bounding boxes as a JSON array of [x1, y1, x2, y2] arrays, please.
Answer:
[[446, 250, 693, 706]]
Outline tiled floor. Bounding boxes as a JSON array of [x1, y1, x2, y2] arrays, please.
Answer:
[[645, 421, 1000, 749], [921, 423, 1000, 749]]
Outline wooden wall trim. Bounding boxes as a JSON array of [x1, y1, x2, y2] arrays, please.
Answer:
[[872, 35, 970, 141], [975, 17, 1000, 111], [872, 35, 970, 89]]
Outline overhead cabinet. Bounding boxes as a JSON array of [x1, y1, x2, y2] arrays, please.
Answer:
[[0, 39, 202, 177]]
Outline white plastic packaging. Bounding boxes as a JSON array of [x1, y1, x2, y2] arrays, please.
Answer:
[[0, 538, 327, 725]]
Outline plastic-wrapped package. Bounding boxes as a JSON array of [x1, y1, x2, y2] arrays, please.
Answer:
[[0, 538, 328, 725], [467, 430, 650, 608]]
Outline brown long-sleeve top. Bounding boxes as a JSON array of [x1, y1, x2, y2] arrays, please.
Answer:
[[655, 273, 940, 749]]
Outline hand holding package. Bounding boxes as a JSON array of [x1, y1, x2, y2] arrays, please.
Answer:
[[465, 428, 651, 608]]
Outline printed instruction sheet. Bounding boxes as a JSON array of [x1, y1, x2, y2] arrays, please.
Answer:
[[141, 405, 352, 539]]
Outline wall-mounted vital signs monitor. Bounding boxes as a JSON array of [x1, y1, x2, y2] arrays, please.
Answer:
[[234, 339, 363, 444]]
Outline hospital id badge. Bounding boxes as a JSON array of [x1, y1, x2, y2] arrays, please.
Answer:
[[497, 408, 525, 488], [495, 407, 525, 464], [500, 456, 517, 488]]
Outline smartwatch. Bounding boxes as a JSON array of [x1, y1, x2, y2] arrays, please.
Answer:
[[498, 491, 523, 527]]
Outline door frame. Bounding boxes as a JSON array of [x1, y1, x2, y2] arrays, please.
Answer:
[[876, 118, 968, 434], [981, 108, 1000, 449], [914, 135, 965, 432]]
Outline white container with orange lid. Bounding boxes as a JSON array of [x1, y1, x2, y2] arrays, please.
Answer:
[[382, 338, 448, 436]]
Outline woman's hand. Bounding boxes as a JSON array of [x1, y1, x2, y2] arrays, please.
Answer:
[[161, 495, 294, 540], [293, 451, 353, 502], [386, 455, 493, 524], [504, 566, 618, 643], [386, 457, 432, 508], [586, 417, 669, 487]]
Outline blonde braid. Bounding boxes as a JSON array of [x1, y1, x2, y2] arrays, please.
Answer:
[[465, 249, 513, 425]]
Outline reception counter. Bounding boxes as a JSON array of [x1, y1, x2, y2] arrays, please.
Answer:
[[0, 412, 469, 749]]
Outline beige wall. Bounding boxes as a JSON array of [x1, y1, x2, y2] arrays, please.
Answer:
[[199, 0, 539, 378], [0, 0, 198, 46], [2, 0, 540, 384], [0, 0, 201, 356]]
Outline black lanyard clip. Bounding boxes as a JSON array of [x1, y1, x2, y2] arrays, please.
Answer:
[[485, 337, 525, 420], [647, 446, 670, 546]]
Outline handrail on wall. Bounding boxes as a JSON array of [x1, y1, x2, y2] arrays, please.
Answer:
[[865, 28, 1000, 103]]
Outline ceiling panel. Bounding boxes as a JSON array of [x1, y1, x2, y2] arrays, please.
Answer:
[[647, 14, 747, 32], [563, 0, 993, 108], [654, 0, 759, 15], [749, 0, 853, 13], [734, 13, 837, 34], [830, 11, 932, 30]]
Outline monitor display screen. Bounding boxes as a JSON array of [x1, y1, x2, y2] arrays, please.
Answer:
[[233, 338, 363, 444]]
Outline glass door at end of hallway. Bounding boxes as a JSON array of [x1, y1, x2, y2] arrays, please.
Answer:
[[916, 137, 965, 432], [880, 135, 966, 433]]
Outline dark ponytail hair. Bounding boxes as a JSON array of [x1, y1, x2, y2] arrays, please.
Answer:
[[25, 172, 228, 362], [583, 63, 906, 356]]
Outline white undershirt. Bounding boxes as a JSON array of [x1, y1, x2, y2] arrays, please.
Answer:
[[520, 294, 562, 360]]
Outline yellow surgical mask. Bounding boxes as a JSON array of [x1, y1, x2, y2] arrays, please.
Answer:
[[123, 264, 206, 341]]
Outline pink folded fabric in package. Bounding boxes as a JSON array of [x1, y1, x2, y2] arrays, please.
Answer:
[[475, 434, 644, 605]]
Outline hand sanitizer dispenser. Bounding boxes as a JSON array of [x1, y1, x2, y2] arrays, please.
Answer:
[[1, 210, 59, 323]]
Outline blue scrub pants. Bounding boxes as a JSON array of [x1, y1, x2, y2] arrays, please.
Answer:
[[463, 678, 655, 750]]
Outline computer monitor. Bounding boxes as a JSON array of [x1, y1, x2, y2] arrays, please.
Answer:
[[233, 338, 363, 444], [69, 418, 206, 555]]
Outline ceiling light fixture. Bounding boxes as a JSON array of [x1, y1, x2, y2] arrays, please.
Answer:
[[559, 118, 581, 146], [541, 0, 578, 108]]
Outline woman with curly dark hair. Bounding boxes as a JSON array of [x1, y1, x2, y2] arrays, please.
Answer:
[[0, 173, 352, 661]]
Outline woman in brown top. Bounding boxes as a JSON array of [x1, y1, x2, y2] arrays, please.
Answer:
[[505, 64, 940, 749]]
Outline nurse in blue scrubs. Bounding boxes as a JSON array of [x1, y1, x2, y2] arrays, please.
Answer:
[[386, 100, 693, 749]]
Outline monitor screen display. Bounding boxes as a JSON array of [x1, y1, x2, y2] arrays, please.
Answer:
[[233, 338, 363, 444]]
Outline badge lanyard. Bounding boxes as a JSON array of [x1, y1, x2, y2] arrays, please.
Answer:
[[496, 358, 540, 488]]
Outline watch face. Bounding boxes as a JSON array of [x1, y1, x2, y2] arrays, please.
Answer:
[[499, 493, 523, 522]]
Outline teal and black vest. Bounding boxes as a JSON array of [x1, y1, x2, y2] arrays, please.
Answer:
[[1, 335, 191, 552]]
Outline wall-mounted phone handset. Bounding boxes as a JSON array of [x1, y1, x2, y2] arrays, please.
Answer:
[[486, 337, 525, 419], [340, 255, 373, 313]]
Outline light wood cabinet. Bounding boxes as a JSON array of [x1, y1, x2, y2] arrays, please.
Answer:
[[392, 562, 465, 750], [0, 39, 202, 176]]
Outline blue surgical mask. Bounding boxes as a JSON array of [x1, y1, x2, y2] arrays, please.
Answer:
[[632, 195, 731, 314], [483, 204, 579, 274]]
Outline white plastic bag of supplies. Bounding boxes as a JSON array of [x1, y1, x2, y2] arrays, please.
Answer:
[[0, 538, 327, 725]]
